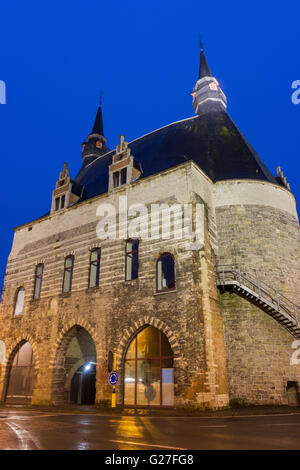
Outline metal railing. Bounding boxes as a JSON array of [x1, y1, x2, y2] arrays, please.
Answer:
[[217, 264, 300, 328]]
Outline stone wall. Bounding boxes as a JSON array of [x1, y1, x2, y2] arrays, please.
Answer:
[[216, 204, 300, 305], [216, 197, 300, 405], [220, 292, 300, 404], [0, 162, 229, 408]]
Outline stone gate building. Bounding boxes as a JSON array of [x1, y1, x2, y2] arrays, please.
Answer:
[[0, 49, 299, 408]]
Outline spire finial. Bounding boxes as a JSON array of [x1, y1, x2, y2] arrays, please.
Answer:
[[199, 35, 204, 52], [198, 40, 212, 80]]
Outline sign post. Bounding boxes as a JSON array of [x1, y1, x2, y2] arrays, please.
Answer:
[[108, 348, 118, 408]]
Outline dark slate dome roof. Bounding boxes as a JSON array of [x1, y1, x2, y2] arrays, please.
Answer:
[[75, 108, 279, 202]]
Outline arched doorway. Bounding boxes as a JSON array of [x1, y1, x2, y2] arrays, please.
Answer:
[[124, 326, 174, 407], [52, 326, 97, 405], [6, 342, 35, 404]]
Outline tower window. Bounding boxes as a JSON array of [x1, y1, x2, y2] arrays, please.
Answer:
[[89, 248, 101, 288], [63, 256, 74, 293], [61, 195, 65, 209], [121, 168, 127, 185], [125, 239, 139, 281], [55, 197, 60, 211], [33, 264, 44, 299], [14, 287, 25, 316], [113, 172, 120, 188], [156, 254, 175, 292]]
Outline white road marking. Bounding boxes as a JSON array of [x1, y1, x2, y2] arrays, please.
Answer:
[[265, 423, 300, 426], [108, 440, 187, 450], [5, 421, 40, 450], [196, 425, 228, 428]]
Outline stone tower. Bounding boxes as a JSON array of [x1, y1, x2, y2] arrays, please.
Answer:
[[0, 48, 299, 409]]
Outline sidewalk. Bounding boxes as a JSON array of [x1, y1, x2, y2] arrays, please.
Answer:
[[1, 403, 300, 418]]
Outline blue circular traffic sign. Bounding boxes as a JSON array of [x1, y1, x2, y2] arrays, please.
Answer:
[[109, 372, 118, 386]]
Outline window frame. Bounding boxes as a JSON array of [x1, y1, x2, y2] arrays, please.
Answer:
[[88, 248, 101, 288], [156, 253, 176, 293], [62, 255, 74, 293], [14, 287, 25, 316], [55, 197, 60, 211], [113, 171, 120, 188], [120, 167, 127, 185], [123, 326, 174, 407], [125, 239, 139, 281], [33, 263, 44, 300]]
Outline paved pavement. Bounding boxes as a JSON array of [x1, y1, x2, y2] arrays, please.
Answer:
[[0, 408, 300, 450]]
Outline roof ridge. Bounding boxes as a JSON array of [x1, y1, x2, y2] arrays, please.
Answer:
[[82, 115, 198, 170]]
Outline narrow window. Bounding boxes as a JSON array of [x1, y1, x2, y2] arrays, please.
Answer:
[[126, 239, 139, 281], [157, 254, 175, 292], [89, 248, 101, 288], [113, 172, 120, 188], [55, 197, 60, 211], [14, 287, 25, 316], [33, 264, 44, 299], [121, 168, 127, 185], [61, 195, 65, 209], [63, 256, 74, 293]]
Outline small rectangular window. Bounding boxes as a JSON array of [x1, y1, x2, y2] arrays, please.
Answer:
[[55, 197, 60, 211], [157, 254, 175, 291], [113, 172, 120, 188], [61, 195, 65, 209], [33, 264, 44, 299], [63, 256, 74, 293], [121, 168, 127, 185], [126, 239, 139, 281], [89, 249, 101, 288]]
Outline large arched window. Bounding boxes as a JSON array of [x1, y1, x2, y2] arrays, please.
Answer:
[[62, 256, 74, 293], [33, 264, 44, 299], [156, 253, 175, 292], [14, 287, 25, 316], [124, 326, 174, 407], [6, 342, 35, 404]]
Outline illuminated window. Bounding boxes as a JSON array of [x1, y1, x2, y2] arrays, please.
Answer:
[[124, 326, 174, 407], [14, 287, 25, 316], [156, 254, 175, 292], [6, 342, 35, 404], [125, 239, 139, 281], [33, 264, 44, 299], [62, 256, 74, 293], [89, 248, 101, 288]]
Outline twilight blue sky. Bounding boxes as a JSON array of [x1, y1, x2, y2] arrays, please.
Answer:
[[0, 0, 299, 289]]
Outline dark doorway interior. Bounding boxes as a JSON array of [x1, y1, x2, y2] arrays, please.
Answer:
[[70, 363, 96, 405], [286, 381, 300, 406]]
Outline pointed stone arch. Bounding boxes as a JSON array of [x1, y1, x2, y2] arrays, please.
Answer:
[[50, 321, 99, 405], [117, 315, 180, 369], [50, 318, 101, 366], [5, 335, 40, 370]]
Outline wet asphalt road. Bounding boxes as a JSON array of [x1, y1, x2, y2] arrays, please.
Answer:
[[0, 409, 300, 450]]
